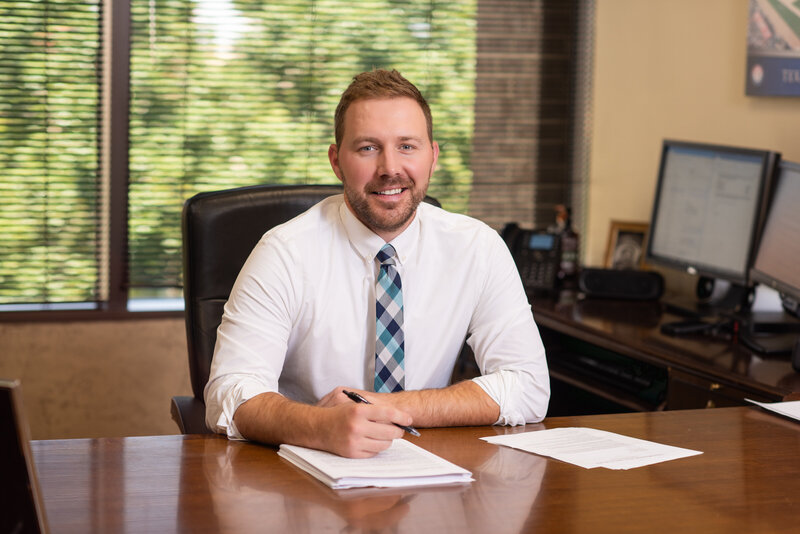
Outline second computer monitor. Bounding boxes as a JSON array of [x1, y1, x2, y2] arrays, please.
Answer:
[[646, 140, 779, 291], [750, 160, 800, 309], [745, 160, 800, 359]]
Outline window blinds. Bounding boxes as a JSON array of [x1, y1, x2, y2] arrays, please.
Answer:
[[127, 0, 477, 292], [0, 0, 585, 308], [0, 0, 103, 305]]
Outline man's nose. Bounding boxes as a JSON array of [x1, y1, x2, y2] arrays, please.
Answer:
[[377, 150, 400, 177]]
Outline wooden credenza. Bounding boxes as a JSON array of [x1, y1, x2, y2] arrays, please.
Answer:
[[530, 292, 800, 415]]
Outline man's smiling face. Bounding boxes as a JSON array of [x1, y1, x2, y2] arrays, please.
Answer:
[[328, 96, 439, 242]]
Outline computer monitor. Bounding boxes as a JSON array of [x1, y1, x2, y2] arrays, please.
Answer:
[[744, 160, 800, 359], [646, 139, 780, 316], [750, 160, 800, 310]]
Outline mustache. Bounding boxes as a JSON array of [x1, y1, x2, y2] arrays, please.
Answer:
[[367, 178, 413, 192]]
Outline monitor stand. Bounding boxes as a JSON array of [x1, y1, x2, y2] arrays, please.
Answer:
[[662, 277, 753, 319], [661, 279, 800, 359], [738, 332, 799, 356], [737, 306, 800, 357]]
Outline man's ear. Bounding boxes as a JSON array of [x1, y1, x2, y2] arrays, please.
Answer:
[[431, 140, 440, 173], [328, 144, 343, 182]]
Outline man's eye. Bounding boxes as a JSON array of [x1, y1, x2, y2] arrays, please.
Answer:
[[400, 144, 415, 151], [359, 145, 376, 152]]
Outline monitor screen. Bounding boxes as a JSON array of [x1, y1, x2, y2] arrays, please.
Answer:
[[646, 140, 779, 286], [750, 161, 800, 303]]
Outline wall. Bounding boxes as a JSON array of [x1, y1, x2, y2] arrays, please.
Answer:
[[0, 318, 191, 439], [586, 0, 800, 268]]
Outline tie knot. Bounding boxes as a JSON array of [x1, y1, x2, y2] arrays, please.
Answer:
[[376, 244, 397, 266]]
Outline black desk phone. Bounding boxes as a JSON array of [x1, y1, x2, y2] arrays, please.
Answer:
[[502, 223, 561, 292]]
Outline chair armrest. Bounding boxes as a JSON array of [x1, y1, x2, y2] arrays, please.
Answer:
[[170, 396, 213, 434]]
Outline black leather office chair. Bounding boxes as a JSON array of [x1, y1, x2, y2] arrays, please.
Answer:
[[171, 183, 441, 434]]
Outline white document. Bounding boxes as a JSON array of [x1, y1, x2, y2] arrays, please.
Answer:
[[745, 398, 800, 422], [278, 438, 473, 490], [481, 427, 702, 470]]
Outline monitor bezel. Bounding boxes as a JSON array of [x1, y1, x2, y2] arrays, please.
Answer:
[[749, 160, 800, 303], [645, 139, 780, 287]]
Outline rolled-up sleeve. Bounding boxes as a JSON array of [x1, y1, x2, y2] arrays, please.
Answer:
[[467, 234, 550, 425], [204, 235, 297, 439]]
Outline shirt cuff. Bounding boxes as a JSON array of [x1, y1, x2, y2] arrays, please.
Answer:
[[207, 377, 273, 440], [471, 369, 546, 426]]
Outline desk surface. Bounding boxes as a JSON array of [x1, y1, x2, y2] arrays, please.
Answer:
[[33, 407, 800, 534]]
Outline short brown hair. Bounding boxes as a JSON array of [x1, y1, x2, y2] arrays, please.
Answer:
[[333, 69, 433, 147]]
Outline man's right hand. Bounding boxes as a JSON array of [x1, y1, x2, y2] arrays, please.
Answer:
[[232, 391, 411, 459], [321, 400, 408, 458]]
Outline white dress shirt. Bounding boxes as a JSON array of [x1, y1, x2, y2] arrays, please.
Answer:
[[205, 194, 549, 438]]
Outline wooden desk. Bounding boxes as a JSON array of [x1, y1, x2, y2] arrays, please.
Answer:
[[33, 407, 800, 533], [531, 294, 800, 412]]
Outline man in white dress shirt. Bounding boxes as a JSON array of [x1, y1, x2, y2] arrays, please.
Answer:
[[205, 69, 550, 458]]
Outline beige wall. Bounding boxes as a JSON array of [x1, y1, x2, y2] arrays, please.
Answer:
[[0, 319, 191, 439], [587, 0, 800, 268]]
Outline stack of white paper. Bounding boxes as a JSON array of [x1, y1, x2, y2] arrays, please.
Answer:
[[278, 438, 473, 490], [481, 427, 702, 470]]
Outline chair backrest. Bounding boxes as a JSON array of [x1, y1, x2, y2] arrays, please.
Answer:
[[182, 184, 342, 401], [182, 183, 440, 401]]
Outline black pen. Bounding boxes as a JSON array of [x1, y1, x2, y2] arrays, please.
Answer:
[[342, 390, 421, 437]]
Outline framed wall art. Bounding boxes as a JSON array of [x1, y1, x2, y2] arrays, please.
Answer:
[[746, 0, 800, 96]]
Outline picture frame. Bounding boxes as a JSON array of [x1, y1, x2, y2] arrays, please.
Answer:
[[746, 0, 800, 97], [604, 221, 649, 270]]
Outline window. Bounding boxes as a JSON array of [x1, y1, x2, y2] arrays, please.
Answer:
[[127, 0, 477, 299], [0, 0, 589, 317], [0, 0, 103, 306]]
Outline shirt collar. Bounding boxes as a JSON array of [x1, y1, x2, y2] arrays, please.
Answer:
[[338, 198, 422, 265]]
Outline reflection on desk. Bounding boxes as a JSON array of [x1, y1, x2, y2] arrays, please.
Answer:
[[199, 440, 545, 533], [32, 407, 800, 534]]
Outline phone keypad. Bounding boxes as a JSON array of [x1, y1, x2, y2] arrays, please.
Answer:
[[518, 249, 557, 290]]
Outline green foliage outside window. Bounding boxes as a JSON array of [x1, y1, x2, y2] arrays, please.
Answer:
[[128, 0, 477, 294], [0, 0, 476, 305], [0, 1, 103, 305]]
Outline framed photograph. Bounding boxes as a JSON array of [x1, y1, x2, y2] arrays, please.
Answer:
[[604, 221, 649, 270]]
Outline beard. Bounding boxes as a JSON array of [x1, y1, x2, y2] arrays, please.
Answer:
[[342, 176, 428, 236]]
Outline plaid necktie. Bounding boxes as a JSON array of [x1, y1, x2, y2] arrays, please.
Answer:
[[374, 244, 405, 392]]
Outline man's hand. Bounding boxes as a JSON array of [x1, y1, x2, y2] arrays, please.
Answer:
[[233, 390, 413, 459], [234, 381, 498, 458], [321, 399, 409, 458]]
